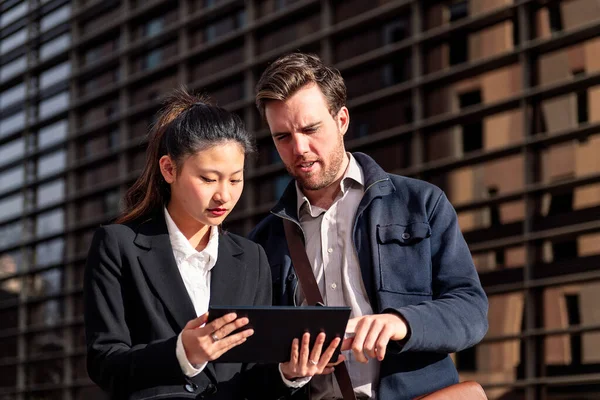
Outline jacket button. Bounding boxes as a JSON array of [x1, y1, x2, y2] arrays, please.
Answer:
[[287, 273, 296, 282], [184, 383, 197, 393], [205, 383, 218, 395], [402, 233, 411, 240]]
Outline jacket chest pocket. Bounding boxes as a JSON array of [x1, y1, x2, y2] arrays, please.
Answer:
[[376, 222, 432, 295]]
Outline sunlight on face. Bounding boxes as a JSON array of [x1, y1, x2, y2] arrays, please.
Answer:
[[265, 84, 348, 192], [161, 141, 245, 229]]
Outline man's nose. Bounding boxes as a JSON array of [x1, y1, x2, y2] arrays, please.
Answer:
[[292, 134, 309, 156]]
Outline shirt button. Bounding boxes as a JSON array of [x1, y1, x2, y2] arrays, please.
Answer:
[[331, 283, 337, 289], [402, 233, 411, 240], [327, 248, 333, 253], [184, 383, 197, 393]]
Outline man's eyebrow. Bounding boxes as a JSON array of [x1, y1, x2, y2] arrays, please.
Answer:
[[271, 122, 321, 137], [301, 122, 321, 131]]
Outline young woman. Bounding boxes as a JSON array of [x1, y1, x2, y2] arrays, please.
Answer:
[[83, 89, 339, 400]]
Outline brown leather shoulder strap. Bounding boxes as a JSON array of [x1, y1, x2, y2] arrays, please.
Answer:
[[282, 219, 357, 400]]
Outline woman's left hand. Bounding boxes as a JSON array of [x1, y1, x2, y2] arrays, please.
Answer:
[[280, 332, 345, 380]]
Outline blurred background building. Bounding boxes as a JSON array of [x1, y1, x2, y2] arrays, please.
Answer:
[[0, 0, 599, 399]]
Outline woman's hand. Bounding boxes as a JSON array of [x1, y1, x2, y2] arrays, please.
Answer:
[[280, 332, 345, 380], [181, 312, 253, 364]]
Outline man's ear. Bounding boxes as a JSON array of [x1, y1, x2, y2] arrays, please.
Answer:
[[159, 155, 176, 184], [337, 106, 350, 136]]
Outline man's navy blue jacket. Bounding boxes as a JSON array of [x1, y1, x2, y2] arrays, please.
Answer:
[[249, 153, 488, 399]]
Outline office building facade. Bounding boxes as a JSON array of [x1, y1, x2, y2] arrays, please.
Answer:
[[0, 0, 599, 399]]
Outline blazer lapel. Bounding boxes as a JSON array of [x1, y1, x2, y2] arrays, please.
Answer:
[[135, 214, 197, 331], [209, 233, 247, 306], [206, 234, 246, 380]]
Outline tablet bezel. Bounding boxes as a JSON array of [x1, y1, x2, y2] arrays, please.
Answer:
[[207, 305, 351, 363]]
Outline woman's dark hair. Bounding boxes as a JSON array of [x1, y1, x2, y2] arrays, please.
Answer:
[[116, 87, 255, 224]]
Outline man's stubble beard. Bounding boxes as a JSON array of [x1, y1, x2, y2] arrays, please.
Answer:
[[288, 134, 346, 192]]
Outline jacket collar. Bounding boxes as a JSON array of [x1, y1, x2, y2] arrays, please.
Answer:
[[271, 152, 395, 221], [133, 212, 245, 331]]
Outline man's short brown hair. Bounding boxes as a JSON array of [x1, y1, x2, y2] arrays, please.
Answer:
[[255, 53, 347, 120]]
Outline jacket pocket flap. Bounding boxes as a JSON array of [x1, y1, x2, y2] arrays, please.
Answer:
[[377, 222, 431, 245]]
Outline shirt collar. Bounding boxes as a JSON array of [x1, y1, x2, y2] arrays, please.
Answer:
[[295, 153, 365, 217], [163, 207, 219, 268]]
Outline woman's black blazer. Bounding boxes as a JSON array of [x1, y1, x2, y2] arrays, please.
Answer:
[[84, 212, 290, 400]]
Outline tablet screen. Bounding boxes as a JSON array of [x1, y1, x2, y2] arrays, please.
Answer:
[[207, 305, 351, 363]]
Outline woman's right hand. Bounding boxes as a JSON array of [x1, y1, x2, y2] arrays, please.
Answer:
[[181, 312, 254, 364]]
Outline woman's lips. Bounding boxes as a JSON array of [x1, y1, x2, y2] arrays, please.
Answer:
[[208, 208, 227, 217]]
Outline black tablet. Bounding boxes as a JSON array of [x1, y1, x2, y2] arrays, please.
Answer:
[[207, 305, 351, 363]]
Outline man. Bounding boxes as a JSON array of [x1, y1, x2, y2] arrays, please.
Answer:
[[249, 53, 488, 399]]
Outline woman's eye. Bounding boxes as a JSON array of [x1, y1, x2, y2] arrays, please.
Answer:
[[201, 176, 216, 183], [231, 179, 243, 184]]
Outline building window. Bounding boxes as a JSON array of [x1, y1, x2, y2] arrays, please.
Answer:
[[40, 4, 71, 32], [144, 17, 164, 38], [236, 9, 246, 28], [0, 56, 27, 82], [38, 120, 68, 149], [548, 3, 563, 33], [0, 1, 29, 28], [40, 34, 71, 61], [84, 39, 119, 65], [108, 129, 120, 149], [0, 221, 23, 250], [358, 123, 370, 138], [565, 294, 581, 365], [449, 1, 468, 22], [382, 60, 408, 86], [40, 62, 71, 90], [103, 190, 120, 215], [448, 1, 468, 66], [36, 208, 64, 237], [573, 71, 588, 125], [0, 194, 23, 222], [0, 165, 24, 193], [548, 191, 577, 261], [275, 0, 287, 11], [143, 49, 162, 70], [512, 15, 520, 47], [459, 90, 483, 153], [34, 238, 64, 267], [0, 29, 28, 55], [205, 24, 217, 43], [37, 150, 66, 179], [39, 92, 70, 119], [383, 18, 409, 44], [487, 186, 504, 267], [0, 83, 26, 110], [36, 179, 65, 208], [0, 111, 26, 138], [0, 138, 25, 167]]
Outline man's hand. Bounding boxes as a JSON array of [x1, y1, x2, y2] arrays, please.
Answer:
[[341, 313, 408, 363]]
